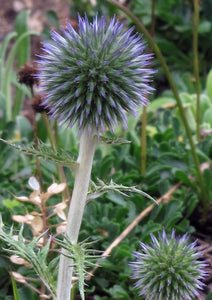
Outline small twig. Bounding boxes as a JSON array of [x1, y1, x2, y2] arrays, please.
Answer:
[[86, 181, 182, 280]]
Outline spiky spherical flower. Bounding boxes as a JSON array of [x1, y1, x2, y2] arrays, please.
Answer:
[[38, 14, 153, 134], [129, 230, 207, 300]]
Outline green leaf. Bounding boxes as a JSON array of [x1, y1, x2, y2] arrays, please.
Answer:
[[174, 170, 192, 186], [0, 220, 56, 297], [16, 115, 33, 140], [205, 292, 212, 300], [2, 199, 20, 209], [46, 10, 60, 28], [10, 273, 21, 300], [0, 32, 17, 91], [13, 10, 34, 119], [108, 285, 130, 299], [164, 200, 183, 228], [171, 116, 180, 137], [0, 139, 78, 170], [198, 20, 211, 34], [55, 238, 101, 300], [3, 30, 39, 121], [203, 107, 212, 127], [206, 69, 212, 101], [184, 195, 198, 219], [15, 10, 30, 67], [148, 97, 175, 111]]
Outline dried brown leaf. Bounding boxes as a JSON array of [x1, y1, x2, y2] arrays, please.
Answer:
[[56, 222, 67, 234], [53, 202, 67, 220], [12, 214, 34, 224], [14, 196, 29, 202], [10, 255, 31, 267], [12, 271, 27, 283], [28, 176, 40, 191], [47, 183, 66, 194]]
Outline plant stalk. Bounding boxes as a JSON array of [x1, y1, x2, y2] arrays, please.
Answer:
[[56, 128, 96, 300], [193, 0, 201, 141], [42, 112, 70, 200], [31, 87, 44, 192], [141, 0, 155, 174], [141, 105, 147, 173], [105, 0, 209, 212]]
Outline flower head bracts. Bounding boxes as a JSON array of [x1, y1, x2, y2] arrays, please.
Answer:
[[129, 230, 207, 300], [38, 14, 154, 134]]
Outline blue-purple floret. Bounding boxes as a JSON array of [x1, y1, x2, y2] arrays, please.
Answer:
[[38, 14, 154, 133], [129, 230, 208, 300]]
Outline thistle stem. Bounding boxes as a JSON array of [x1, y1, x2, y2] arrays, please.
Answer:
[[193, 0, 201, 141], [56, 128, 96, 300], [141, 105, 147, 173], [141, 0, 155, 174]]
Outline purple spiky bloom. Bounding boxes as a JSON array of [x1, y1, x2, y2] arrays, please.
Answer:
[[38, 14, 154, 134], [129, 230, 207, 300]]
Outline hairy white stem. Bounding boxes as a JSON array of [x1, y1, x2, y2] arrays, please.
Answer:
[[56, 128, 96, 300]]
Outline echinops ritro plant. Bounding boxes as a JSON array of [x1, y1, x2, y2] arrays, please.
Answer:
[[38, 14, 154, 300], [129, 230, 207, 300]]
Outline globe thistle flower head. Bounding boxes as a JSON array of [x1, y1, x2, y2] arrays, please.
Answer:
[[129, 230, 207, 300], [38, 14, 154, 134]]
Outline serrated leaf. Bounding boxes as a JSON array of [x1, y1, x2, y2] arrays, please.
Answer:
[[0, 220, 56, 297], [99, 136, 131, 145], [0, 139, 78, 170], [87, 179, 157, 204], [55, 238, 101, 300]]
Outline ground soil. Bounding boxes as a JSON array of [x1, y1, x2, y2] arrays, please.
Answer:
[[1, 1, 212, 299]]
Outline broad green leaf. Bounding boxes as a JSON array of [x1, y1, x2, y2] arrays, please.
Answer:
[[16, 115, 33, 140], [206, 69, 212, 101], [198, 20, 211, 34], [174, 170, 193, 186], [205, 292, 212, 300], [15, 10, 30, 67], [148, 97, 175, 111], [203, 107, 212, 127], [3, 30, 38, 121], [0, 32, 17, 91], [46, 10, 60, 28]]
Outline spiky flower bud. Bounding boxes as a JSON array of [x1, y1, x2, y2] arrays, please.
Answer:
[[38, 14, 153, 134], [18, 62, 39, 87], [129, 230, 207, 300], [31, 94, 49, 114]]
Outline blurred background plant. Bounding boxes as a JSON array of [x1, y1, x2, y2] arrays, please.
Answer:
[[0, 0, 212, 299]]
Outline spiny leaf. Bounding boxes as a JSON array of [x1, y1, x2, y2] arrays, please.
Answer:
[[55, 237, 101, 300], [99, 135, 131, 145], [0, 219, 56, 297], [87, 178, 157, 204], [0, 139, 78, 170]]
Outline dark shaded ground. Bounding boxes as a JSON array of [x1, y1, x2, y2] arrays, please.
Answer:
[[1, 1, 212, 299]]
